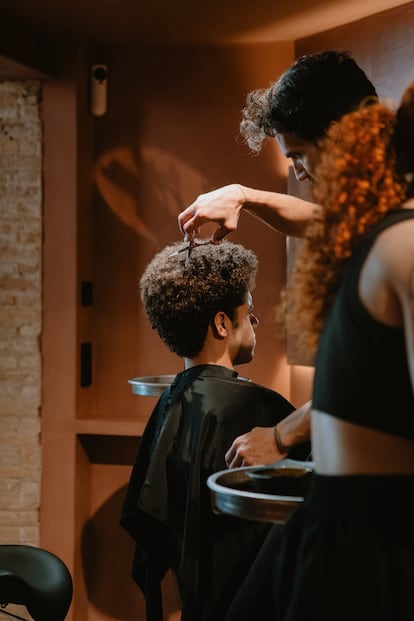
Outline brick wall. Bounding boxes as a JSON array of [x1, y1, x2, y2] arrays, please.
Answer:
[[0, 81, 42, 546]]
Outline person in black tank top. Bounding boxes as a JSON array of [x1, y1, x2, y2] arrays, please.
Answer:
[[270, 82, 414, 621]]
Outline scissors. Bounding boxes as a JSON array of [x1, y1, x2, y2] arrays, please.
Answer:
[[170, 239, 216, 267]]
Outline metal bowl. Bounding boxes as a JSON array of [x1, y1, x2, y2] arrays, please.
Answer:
[[246, 462, 314, 496], [128, 374, 176, 397], [207, 459, 314, 524]]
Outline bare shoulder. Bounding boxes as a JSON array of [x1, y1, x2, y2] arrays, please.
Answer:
[[360, 214, 413, 325], [375, 213, 414, 285]]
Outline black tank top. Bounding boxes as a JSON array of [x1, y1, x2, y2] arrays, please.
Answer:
[[312, 208, 414, 440]]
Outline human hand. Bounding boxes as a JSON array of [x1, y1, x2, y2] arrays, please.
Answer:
[[178, 184, 246, 242], [225, 426, 286, 469]]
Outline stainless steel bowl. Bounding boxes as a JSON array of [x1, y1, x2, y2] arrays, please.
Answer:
[[128, 374, 176, 397], [207, 459, 314, 524]]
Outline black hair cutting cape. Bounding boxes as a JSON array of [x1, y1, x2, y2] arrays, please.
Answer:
[[120, 365, 309, 621]]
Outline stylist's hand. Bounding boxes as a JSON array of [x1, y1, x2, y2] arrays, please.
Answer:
[[225, 426, 286, 469], [178, 184, 246, 242]]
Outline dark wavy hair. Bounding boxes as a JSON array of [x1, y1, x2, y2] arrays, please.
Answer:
[[140, 240, 258, 358], [240, 50, 377, 151], [280, 95, 410, 355]]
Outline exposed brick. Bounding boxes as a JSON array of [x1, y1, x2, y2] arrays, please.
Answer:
[[0, 81, 42, 546]]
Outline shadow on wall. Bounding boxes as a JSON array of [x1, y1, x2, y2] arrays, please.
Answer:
[[94, 144, 208, 242], [82, 485, 180, 620]]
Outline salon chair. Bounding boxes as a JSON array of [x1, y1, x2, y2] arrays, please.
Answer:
[[0, 545, 73, 620]]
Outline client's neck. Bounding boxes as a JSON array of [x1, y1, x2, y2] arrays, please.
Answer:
[[184, 350, 235, 371]]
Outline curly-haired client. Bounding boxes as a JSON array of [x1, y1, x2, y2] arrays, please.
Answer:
[[120, 239, 309, 621]]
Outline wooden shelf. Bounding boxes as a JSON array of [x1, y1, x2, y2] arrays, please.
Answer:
[[75, 418, 146, 437]]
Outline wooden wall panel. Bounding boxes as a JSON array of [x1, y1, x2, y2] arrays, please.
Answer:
[[89, 42, 296, 424], [295, 1, 414, 102]]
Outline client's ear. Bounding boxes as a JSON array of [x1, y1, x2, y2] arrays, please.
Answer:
[[211, 311, 228, 339]]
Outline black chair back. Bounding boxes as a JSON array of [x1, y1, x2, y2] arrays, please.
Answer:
[[0, 545, 73, 621]]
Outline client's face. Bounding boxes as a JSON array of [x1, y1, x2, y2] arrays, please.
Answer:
[[231, 292, 259, 366]]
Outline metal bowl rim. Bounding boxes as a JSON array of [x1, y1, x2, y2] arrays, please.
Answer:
[[128, 374, 176, 385], [207, 461, 314, 503]]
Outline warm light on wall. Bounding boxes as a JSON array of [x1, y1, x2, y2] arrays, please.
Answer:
[[290, 364, 314, 406]]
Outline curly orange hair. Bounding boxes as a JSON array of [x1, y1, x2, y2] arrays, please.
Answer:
[[282, 102, 406, 356]]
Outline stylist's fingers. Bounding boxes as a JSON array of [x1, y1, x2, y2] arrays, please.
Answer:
[[225, 437, 252, 469], [212, 225, 230, 243], [178, 206, 196, 237], [225, 443, 239, 469], [184, 225, 199, 241]]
